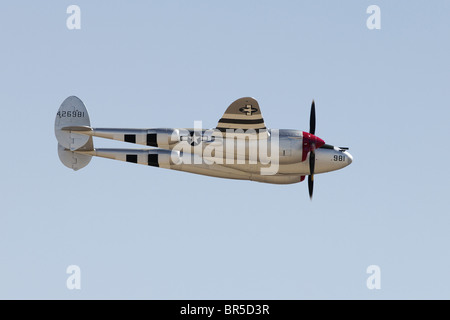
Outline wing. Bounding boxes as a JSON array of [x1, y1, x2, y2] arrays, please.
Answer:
[[216, 97, 266, 132]]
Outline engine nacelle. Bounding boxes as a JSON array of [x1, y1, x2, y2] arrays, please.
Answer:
[[314, 147, 353, 174], [250, 174, 303, 184]]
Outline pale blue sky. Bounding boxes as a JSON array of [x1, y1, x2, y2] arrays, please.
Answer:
[[1, 1, 450, 299]]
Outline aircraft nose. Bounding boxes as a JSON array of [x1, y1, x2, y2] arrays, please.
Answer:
[[345, 151, 353, 165]]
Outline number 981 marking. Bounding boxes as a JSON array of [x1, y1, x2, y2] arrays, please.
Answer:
[[333, 155, 346, 162]]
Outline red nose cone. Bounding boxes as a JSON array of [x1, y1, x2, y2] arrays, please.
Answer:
[[302, 131, 325, 149], [312, 135, 325, 149], [302, 132, 326, 161]]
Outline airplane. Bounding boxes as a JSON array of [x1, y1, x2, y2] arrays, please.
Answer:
[[54, 96, 352, 198]]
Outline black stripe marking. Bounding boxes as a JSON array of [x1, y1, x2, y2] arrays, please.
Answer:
[[319, 144, 335, 150], [148, 154, 159, 167], [124, 134, 136, 143], [147, 133, 158, 147], [126, 154, 138, 163], [216, 127, 267, 133], [218, 118, 265, 125]]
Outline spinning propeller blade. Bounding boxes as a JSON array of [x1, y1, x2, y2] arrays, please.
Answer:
[[308, 100, 317, 199], [309, 100, 316, 135], [308, 150, 315, 199]]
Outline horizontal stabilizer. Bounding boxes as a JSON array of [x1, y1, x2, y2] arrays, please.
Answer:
[[61, 125, 93, 132]]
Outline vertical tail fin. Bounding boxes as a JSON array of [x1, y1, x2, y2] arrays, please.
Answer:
[[55, 96, 93, 170]]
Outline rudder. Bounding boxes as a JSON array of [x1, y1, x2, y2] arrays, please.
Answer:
[[55, 96, 92, 150], [57, 143, 92, 171], [55, 96, 93, 170]]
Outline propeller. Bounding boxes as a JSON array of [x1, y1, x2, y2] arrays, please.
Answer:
[[309, 100, 316, 135], [301, 100, 324, 199], [308, 100, 316, 199]]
